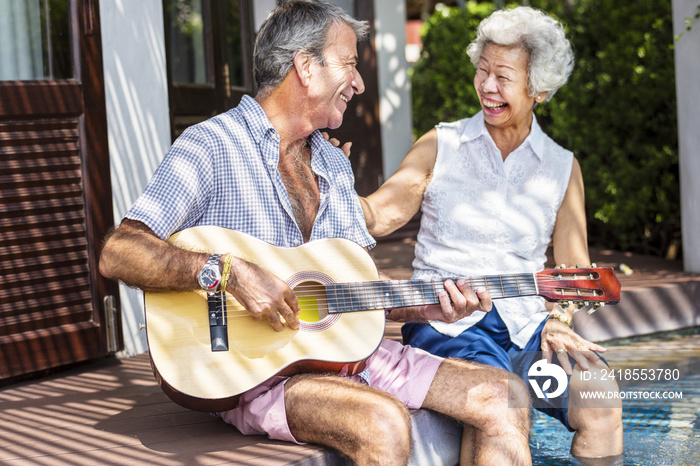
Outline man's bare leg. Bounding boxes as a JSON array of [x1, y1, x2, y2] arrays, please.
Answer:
[[285, 373, 412, 466], [422, 358, 532, 466], [460, 424, 476, 466]]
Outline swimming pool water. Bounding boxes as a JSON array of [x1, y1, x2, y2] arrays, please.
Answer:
[[530, 343, 700, 465]]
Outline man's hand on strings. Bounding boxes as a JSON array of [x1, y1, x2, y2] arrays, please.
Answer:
[[226, 257, 300, 332]]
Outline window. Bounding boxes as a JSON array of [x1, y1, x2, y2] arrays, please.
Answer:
[[163, 0, 255, 137], [222, 0, 245, 90], [167, 0, 209, 85], [0, 0, 73, 80]]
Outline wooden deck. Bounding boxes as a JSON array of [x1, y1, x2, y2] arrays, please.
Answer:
[[0, 353, 348, 465], [0, 320, 461, 466]]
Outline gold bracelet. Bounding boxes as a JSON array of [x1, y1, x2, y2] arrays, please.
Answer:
[[548, 313, 572, 327], [219, 253, 234, 293]]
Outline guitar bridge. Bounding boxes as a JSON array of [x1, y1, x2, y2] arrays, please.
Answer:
[[207, 292, 229, 352]]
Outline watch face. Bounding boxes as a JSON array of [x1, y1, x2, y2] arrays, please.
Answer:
[[199, 267, 220, 290]]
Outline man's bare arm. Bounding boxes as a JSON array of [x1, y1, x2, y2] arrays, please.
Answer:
[[99, 219, 205, 292], [360, 129, 438, 237], [99, 219, 300, 331]]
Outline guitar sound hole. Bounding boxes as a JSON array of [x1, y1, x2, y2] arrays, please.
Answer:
[[294, 281, 329, 323]]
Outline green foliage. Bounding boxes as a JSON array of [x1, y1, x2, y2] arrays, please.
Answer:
[[411, 0, 680, 256], [411, 1, 495, 136], [532, 0, 679, 255]]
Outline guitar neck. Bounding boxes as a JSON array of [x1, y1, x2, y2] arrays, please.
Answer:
[[325, 274, 538, 313]]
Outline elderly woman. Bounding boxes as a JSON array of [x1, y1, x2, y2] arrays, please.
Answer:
[[361, 6, 623, 463]]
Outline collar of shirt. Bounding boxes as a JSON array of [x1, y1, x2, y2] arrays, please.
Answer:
[[238, 95, 280, 165], [459, 110, 546, 161], [238, 95, 333, 178]]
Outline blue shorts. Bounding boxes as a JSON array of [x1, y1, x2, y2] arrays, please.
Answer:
[[402, 308, 580, 431]]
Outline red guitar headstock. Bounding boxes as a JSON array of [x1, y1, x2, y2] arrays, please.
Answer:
[[535, 267, 621, 306]]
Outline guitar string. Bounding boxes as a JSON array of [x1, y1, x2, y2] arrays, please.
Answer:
[[287, 276, 598, 295], [223, 276, 601, 301], [215, 274, 605, 317], [219, 275, 600, 300]]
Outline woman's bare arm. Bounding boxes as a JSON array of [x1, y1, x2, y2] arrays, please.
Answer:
[[360, 129, 439, 237], [552, 158, 590, 268]]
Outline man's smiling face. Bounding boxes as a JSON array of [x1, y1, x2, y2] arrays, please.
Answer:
[[307, 22, 365, 130]]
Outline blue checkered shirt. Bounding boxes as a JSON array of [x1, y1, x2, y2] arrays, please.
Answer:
[[126, 95, 375, 249]]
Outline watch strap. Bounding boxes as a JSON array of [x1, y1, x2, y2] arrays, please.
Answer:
[[206, 253, 222, 267]]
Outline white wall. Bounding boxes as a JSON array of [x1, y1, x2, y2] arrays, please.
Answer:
[[374, 1, 413, 179], [253, 0, 277, 32], [100, 0, 171, 355], [672, 0, 700, 273]]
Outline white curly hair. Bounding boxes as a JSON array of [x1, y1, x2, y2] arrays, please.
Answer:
[[466, 6, 574, 101]]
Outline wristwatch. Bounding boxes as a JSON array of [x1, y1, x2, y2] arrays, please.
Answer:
[[197, 254, 222, 292]]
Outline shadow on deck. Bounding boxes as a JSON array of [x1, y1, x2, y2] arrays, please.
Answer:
[[0, 353, 461, 465]]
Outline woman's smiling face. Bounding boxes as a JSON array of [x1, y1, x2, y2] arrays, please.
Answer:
[[474, 43, 542, 133]]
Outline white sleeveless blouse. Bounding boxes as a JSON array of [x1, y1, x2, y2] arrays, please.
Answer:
[[413, 112, 573, 347]]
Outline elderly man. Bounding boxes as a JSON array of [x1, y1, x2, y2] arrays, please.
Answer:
[[99, 1, 531, 464]]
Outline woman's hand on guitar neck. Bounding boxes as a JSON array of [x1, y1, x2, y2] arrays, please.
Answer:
[[387, 279, 492, 323], [227, 257, 301, 332], [427, 279, 491, 322]]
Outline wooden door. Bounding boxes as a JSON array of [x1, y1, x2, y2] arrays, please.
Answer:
[[326, 0, 384, 197], [163, 0, 256, 138], [0, 0, 121, 381]]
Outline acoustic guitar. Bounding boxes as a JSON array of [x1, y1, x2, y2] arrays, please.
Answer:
[[145, 226, 621, 411]]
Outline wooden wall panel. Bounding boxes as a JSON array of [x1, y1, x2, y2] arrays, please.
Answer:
[[0, 0, 122, 382], [0, 118, 99, 378]]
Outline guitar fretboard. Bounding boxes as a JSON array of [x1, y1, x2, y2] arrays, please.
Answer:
[[325, 274, 538, 313]]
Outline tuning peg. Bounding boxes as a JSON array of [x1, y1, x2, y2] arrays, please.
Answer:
[[591, 263, 597, 268], [575, 263, 581, 268], [587, 302, 605, 314]]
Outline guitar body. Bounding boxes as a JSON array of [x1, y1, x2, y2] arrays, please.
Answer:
[[145, 226, 385, 412]]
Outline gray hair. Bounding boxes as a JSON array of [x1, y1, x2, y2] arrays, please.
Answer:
[[466, 6, 574, 101], [254, 0, 369, 91]]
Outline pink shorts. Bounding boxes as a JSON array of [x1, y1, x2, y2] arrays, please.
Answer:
[[218, 339, 443, 443]]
